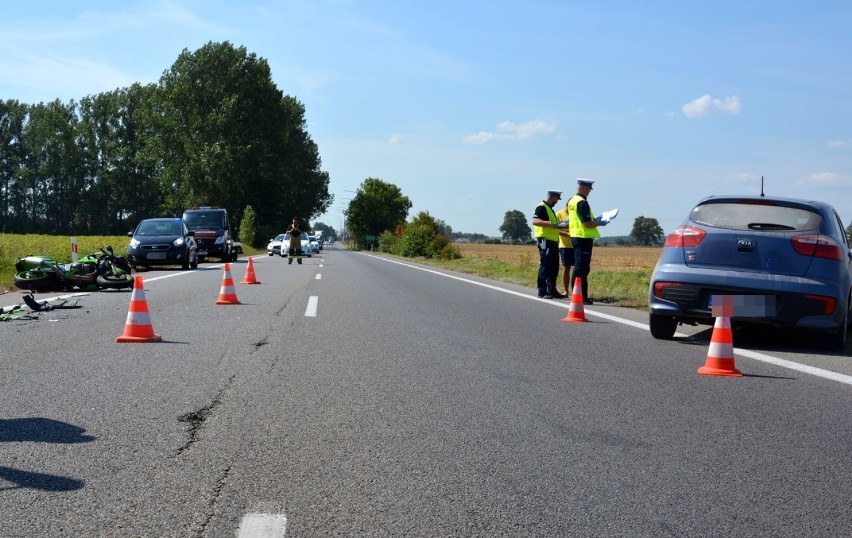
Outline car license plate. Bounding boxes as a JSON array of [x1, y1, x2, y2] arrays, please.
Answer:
[[147, 252, 166, 260], [197, 250, 208, 256]]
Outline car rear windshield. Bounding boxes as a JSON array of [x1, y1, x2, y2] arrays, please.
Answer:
[[690, 202, 822, 231], [184, 211, 224, 230]]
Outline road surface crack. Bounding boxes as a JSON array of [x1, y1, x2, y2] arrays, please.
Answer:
[[174, 374, 235, 455], [194, 463, 233, 537]]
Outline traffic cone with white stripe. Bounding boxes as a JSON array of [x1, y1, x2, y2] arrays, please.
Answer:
[[698, 316, 742, 377], [216, 263, 241, 304], [562, 277, 588, 323], [240, 257, 260, 284], [116, 276, 161, 343]]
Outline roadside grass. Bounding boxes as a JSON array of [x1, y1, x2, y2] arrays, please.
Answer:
[[413, 257, 652, 309], [409, 245, 658, 310], [0, 234, 266, 293]]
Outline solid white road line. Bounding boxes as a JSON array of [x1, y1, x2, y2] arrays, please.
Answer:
[[368, 253, 852, 387], [237, 513, 287, 537], [305, 296, 318, 317]]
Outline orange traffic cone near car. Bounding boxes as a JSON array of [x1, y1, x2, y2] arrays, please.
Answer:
[[698, 316, 742, 377], [241, 257, 260, 284], [116, 276, 162, 343], [562, 277, 588, 323], [216, 263, 241, 304]]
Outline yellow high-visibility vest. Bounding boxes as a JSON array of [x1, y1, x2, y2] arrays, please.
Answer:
[[567, 195, 600, 239], [533, 202, 559, 241], [555, 208, 573, 248]]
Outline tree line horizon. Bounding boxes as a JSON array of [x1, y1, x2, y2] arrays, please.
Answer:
[[0, 41, 332, 245]]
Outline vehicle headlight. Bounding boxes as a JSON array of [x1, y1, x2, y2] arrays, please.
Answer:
[[129, 238, 140, 248], [173, 237, 185, 247], [215, 236, 225, 244]]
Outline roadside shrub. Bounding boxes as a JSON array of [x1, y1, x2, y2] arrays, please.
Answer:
[[240, 205, 257, 246], [398, 222, 435, 257], [377, 230, 399, 254], [439, 243, 462, 260]]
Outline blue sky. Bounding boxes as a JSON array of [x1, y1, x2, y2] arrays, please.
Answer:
[[2, 1, 851, 238]]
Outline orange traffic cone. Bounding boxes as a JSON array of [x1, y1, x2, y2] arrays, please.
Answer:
[[698, 316, 742, 377], [240, 257, 260, 284], [216, 263, 241, 305], [116, 276, 161, 343], [562, 277, 588, 323]]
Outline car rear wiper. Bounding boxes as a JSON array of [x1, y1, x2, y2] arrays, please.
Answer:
[[747, 222, 795, 230]]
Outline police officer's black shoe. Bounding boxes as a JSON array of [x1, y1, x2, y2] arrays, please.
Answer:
[[551, 292, 569, 299], [538, 294, 553, 299], [583, 299, 594, 305]]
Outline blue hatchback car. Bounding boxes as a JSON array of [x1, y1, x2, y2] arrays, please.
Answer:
[[649, 195, 852, 351]]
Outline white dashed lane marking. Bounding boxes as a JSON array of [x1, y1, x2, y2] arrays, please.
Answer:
[[315, 274, 321, 280], [237, 513, 287, 537], [305, 296, 318, 317]]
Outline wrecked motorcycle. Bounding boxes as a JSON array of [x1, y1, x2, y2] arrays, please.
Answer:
[[13, 246, 134, 292]]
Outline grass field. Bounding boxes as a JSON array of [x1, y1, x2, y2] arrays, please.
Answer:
[[2, 234, 662, 308], [417, 243, 662, 309]]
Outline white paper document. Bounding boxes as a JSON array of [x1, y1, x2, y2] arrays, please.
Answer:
[[599, 208, 619, 223]]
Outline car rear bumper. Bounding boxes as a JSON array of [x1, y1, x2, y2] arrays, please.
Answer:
[[649, 266, 848, 330]]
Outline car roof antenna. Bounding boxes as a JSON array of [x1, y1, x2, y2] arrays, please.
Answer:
[[760, 176, 765, 197]]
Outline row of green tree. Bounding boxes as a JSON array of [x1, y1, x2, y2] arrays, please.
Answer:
[[0, 41, 332, 244]]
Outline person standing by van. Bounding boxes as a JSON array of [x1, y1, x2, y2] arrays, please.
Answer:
[[286, 217, 304, 265]]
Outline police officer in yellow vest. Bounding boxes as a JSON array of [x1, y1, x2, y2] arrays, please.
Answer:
[[532, 190, 569, 299], [567, 178, 607, 304]]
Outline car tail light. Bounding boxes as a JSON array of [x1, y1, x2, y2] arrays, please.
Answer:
[[790, 234, 845, 261], [664, 225, 705, 248], [653, 281, 680, 298], [804, 294, 837, 315]]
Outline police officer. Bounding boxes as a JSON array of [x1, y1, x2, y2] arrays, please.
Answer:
[[567, 179, 607, 304], [532, 190, 569, 299]]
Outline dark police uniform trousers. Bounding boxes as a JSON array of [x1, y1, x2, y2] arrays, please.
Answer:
[[537, 237, 560, 297]]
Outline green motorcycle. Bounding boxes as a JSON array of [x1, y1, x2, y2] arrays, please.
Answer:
[[13, 246, 134, 292]]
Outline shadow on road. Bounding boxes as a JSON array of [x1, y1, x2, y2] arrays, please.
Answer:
[[0, 417, 96, 443], [0, 466, 85, 491]]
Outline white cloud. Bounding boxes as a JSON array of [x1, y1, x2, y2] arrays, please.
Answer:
[[682, 94, 742, 118], [388, 133, 403, 144], [801, 172, 847, 186], [463, 119, 556, 144], [827, 139, 852, 149]]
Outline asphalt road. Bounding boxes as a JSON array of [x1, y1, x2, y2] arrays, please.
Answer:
[[1, 244, 851, 537]]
